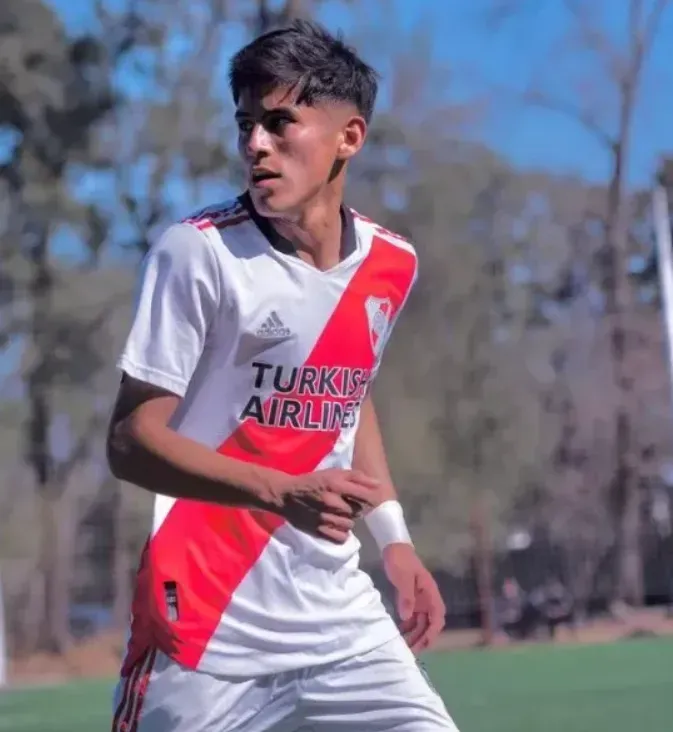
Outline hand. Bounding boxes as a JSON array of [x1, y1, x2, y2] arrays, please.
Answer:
[[383, 543, 446, 654], [277, 469, 380, 544]]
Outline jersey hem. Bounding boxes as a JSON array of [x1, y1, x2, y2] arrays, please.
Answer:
[[189, 618, 403, 679]]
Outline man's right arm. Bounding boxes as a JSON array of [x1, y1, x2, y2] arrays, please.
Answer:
[[107, 375, 378, 543], [106, 374, 285, 511], [107, 221, 284, 510], [107, 221, 377, 542]]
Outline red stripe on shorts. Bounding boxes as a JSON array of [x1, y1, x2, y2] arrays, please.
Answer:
[[112, 647, 156, 732]]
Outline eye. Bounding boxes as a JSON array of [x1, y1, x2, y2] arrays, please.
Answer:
[[265, 115, 292, 135], [237, 119, 253, 134]]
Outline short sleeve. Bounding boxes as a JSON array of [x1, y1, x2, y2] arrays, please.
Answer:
[[117, 223, 221, 396]]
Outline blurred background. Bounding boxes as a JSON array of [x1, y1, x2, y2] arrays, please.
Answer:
[[1, 0, 673, 729]]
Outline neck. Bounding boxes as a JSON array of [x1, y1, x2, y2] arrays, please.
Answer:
[[272, 188, 344, 270]]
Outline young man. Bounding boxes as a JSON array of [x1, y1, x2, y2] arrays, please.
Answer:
[[107, 20, 458, 732]]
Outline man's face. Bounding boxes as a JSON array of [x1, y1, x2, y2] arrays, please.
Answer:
[[236, 86, 365, 218]]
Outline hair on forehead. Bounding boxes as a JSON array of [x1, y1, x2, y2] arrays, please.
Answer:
[[229, 20, 379, 124]]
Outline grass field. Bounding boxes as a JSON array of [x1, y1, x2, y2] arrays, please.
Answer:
[[0, 637, 671, 731]]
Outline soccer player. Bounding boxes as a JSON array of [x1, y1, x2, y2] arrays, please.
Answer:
[[107, 20, 458, 732]]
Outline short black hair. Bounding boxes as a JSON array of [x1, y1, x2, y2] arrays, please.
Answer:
[[229, 20, 379, 124]]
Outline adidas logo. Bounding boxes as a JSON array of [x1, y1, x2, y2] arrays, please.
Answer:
[[256, 311, 292, 339]]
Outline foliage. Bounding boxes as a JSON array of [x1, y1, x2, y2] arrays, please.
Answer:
[[1, 0, 672, 653]]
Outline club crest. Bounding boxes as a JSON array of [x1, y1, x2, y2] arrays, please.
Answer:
[[365, 296, 393, 358]]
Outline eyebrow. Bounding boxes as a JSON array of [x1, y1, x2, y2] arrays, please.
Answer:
[[234, 106, 297, 121]]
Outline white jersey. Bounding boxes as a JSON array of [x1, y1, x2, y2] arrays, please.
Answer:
[[118, 193, 418, 678]]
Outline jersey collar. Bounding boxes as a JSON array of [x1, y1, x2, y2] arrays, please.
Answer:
[[239, 191, 357, 261]]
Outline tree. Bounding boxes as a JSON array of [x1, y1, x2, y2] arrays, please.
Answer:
[[478, 0, 672, 605], [351, 73, 549, 569], [252, 0, 358, 34], [0, 0, 152, 652]]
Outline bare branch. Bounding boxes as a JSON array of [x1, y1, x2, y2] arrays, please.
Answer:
[[562, 0, 627, 89], [523, 88, 615, 149], [638, 0, 670, 63]]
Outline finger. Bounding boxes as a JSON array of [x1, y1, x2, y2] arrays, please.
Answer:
[[411, 595, 445, 653], [320, 512, 355, 532], [396, 581, 416, 622], [322, 493, 361, 517], [317, 525, 350, 544], [430, 603, 446, 635], [421, 607, 445, 650], [403, 613, 429, 651], [421, 580, 446, 632], [399, 616, 416, 638], [406, 613, 430, 653], [335, 482, 377, 509], [334, 473, 380, 497], [347, 470, 381, 488], [335, 491, 374, 517], [414, 636, 432, 655], [343, 495, 369, 517]]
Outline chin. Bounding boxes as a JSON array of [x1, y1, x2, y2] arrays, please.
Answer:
[[249, 188, 295, 219]]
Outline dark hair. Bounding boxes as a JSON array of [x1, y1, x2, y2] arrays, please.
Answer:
[[229, 20, 379, 123]]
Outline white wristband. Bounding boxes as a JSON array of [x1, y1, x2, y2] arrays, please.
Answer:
[[364, 500, 413, 551]]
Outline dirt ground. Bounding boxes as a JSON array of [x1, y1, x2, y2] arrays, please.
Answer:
[[431, 606, 673, 651], [7, 607, 673, 686]]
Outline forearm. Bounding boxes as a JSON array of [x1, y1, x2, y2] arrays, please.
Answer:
[[354, 395, 412, 549], [108, 415, 284, 511], [353, 394, 397, 503]]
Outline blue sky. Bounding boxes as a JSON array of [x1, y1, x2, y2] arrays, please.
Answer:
[[385, 0, 673, 186], [47, 0, 673, 187]]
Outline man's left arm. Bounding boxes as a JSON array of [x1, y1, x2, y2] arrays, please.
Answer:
[[353, 394, 446, 654]]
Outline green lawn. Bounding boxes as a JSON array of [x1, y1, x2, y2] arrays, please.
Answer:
[[0, 637, 671, 731], [428, 637, 673, 732]]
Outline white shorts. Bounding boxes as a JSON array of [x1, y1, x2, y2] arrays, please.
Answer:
[[111, 635, 459, 731]]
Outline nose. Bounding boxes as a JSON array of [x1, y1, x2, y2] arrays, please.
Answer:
[[245, 123, 272, 158]]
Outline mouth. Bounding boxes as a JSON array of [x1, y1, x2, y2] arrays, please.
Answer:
[[250, 169, 281, 186]]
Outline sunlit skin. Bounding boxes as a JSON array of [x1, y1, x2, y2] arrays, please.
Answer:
[[235, 86, 367, 270]]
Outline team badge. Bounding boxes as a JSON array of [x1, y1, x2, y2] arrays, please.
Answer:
[[365, 296, 393, 358]]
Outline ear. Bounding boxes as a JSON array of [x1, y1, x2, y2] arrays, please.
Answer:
[[337, 115, 367, 161]]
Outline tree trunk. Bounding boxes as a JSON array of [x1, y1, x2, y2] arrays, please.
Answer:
[[472, 497, 494, 645], [112, 483, 133, 630], [603, 58, 643, 605], [26, 227, 72, 653], [38, 493, 75, 653]]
